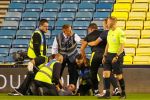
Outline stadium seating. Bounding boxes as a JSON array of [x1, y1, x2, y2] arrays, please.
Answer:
[[79, 2, 95, 12], [58, 12, 75, 21], [8, 3, 25, 12], [61, 3, 78, 12], [124, 48, 135, 56], [136, 48, 150, 56], [22, 12, 40, 21], [0, 29, 16, 39], [116, 21, 126, 29], [141, 30, 150, 38], [25, 3, 43, 12], [133, 56, 150, 64], [5, 12, 21, 21], [93, 12, 110, 20], [64, 0, 80, 3], [147, 12, 150, 20], [124, 30, 140, 39], [113, 3, 131, 12], [144, 21, 150, 29], [40, 12, 57, 21], [11, 0, 27, 3], [126, 21, 143, 30], [55, 20, 72, 29], [123, 56, 133, 64], [96, 3, 113, 11], [91, 21, 103, 29], [134, 0, 150, 3], [0, 48, 9, 57], [76, 12, 92, 21], [19, 21, 37, 30], [16, 30, 33, 39], [125, 39, 138, 48], [129, 12, 146, 21], [73, 21, 90, 30], [1, 21, 19, 30], [139, 39, 150, 47], [0, 39, 12, 48], [43, 3, 60, 12], [46, 0, 63, 3], [131, 3, 148, 12], [111, 12, 128, 21], [116, 0, 133, 3], [28, 0, 45, 4], [12, 39, 29, 48]]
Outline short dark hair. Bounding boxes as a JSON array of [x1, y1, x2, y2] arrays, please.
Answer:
[[88, 23, 98, 30], [62, 24, 71, 29], [39, 19, 48, 26], [75, 54, 83, 60]]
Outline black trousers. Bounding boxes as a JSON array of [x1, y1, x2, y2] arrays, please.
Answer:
[[34, 80, 58, 96], [77, 83, 92, 96], [60, 57, 78, 85], [17, 56, 46, 95], [90, 52, 103, 91]]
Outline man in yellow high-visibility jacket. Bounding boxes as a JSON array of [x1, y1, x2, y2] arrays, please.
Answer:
[[34, 53, 63, 96], [9, 19, 49, 96]]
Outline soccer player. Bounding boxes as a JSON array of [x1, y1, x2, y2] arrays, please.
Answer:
[[98, 17, 126, 99]]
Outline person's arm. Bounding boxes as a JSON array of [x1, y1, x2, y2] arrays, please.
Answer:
[[32, 32, 41, 56], [80, 40, 88, 62], [102, 43, 108, 64], [74, 33, 81, 43], [88, 37, 102, 46], [51, 37, 58, 54], [52, 63, 62, 85]]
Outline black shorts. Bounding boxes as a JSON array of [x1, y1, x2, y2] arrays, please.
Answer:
[[103, 52, 125, 75]]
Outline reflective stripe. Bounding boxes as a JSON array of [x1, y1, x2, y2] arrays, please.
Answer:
[[90, 52, 95, 66], [38, 70, 52, 80]]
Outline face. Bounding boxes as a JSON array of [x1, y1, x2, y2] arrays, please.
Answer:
[[87, 27, 93, 34], [63, 27, 72, 37], [40, 22, 49, 33], [67, 84, 75, 92], [76, 59, 84, 67], [107, 19, 116, 29]]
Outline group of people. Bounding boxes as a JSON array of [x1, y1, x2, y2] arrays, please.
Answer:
[[8, 16, 126, 99]]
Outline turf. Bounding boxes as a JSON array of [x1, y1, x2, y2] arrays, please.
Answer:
[[0, 93, 150, 100]]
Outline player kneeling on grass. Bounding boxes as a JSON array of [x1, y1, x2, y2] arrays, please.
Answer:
[[75, 54, 93, 96]]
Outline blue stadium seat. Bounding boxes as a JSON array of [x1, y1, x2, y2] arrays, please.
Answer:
[[82, 0, 98, 3], [76, 12, 93, 21], [0, 39, 12, 48], [0, 56, 4, 64], [8, 3, 25, 12], [11, 0, 27, 3], [96, 3, 113, 11], [12, 39, 29, 48], [58, 12, 75, 21], [26, 3, 43, 12], [43, 3, 60, 12], [46, 0, 63, 3], [22, 12, 40, 21], [0, 48, 9, 57], [73, 21, 90, 29], [91, 21, 103, 29], [16, 30, 33, 39], [5, 12, 21, 21], [99, 0, 115, 3], [4, 56, 15, 64], [61, 3, 78, 12], [28, 0, 45, 4], [1, 21, 19, 30], [47, 38, 54, 48], [48, 21, 55, 30], [47, 48, 52, 56], [79, 2, 95, 11], [93, 12, 110, 20], [64, 0, 80, 3], [55, 20, 73, 29], [40, 12, 57, 21], [19, 21, 37, 30], [0, 30, 16, 39], [51, 29, 62, 38], [73, 30, 87, 38]]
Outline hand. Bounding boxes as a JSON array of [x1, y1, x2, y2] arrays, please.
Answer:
[[102, 57, 106, 64], [111, 56, 118, 64]]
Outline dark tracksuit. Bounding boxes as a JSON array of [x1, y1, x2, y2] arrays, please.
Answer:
[[84, 30, 107, 91]]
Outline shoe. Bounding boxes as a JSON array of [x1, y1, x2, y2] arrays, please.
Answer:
[[38, 87, 44, 96], [8, 92, 20, 96], [97, 91, 111, 99], [112, 88, 121, 96], [120, 91, 126, 99], [13, 88, 23, 96], [93, 90, 99, 96]]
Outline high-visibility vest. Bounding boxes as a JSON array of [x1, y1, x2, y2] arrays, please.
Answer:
[[34, 60, 59, 84], [27, 30, 46, 59]]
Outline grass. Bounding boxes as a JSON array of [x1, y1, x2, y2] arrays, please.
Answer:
[[0, 93, 150, 100]]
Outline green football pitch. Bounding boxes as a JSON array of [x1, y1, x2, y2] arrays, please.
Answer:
[[0, 93, 150, 100]]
